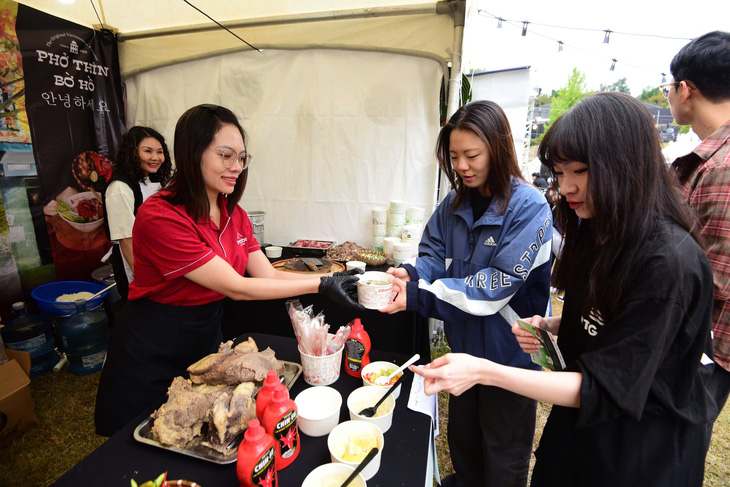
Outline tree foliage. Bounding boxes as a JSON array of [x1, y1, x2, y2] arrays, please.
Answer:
[[548, 68, 593, 127], [637, 86, 668, 108], [599, 77, 631, 95]]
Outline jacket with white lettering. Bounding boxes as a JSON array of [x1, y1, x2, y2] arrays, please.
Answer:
[[402, 179, 552, 368]]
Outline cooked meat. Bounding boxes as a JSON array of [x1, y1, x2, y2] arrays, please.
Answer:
[[326, 241, 365, 261], [205, 382, 257, 453], [188, 346, 284, 385], [151, 377, 234, 447]]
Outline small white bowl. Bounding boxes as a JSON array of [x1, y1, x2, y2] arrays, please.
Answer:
[[301, 463, 367, 487], [357, 271, 393, 309], [295, 386, 342, 437], [361, 361, 403, 400], [327, 420, 384, 481], [346, 260, 367, 271], [265, 245, 282, 258], [347, 386, 395, 433]]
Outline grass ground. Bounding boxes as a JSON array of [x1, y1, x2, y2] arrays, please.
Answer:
[[1, 295, 728, 486]]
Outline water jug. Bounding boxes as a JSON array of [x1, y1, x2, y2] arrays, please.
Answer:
[[59, 299, 110, 375], [1, 302, 57, 376]]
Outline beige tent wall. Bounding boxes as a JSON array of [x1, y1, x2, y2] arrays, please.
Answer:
[[125, 49, 442, 247]]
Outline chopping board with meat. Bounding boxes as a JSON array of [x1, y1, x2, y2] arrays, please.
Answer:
[[272, 257, 345, 274]]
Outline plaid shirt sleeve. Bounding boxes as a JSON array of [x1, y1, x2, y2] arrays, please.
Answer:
[[686, 120, 730, 371]]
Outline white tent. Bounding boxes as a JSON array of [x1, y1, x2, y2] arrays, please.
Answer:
[[17, 0, 468, 248]]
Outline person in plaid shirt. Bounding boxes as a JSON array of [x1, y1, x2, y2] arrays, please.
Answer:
[[667, 31, 730, 420]]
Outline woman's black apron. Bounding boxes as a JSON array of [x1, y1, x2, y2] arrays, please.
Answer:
[[94, 298, 223, 436]]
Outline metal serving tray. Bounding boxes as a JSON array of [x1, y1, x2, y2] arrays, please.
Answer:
[[133, 361, 302, 464], [287, 240, 335, 256]]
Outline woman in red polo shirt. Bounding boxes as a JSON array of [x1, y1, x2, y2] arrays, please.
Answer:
[[95, 104, 361, 436]]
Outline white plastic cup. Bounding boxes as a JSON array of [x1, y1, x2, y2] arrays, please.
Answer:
[[346, 261, 367, 272], [393, 242, 412, 267], [328, 420, 384, 481], [265, 245, 282, 258], [299, 343, 344, 386]]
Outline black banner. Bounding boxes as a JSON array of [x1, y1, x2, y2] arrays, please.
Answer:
[[16, 4, 125, 281]]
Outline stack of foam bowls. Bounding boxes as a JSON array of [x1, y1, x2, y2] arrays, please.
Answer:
[[327, 420, 384, 481], [387, 200, 407, 238], [371, 207, 387, 252]]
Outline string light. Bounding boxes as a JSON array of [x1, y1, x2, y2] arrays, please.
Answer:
[[521, 21, 530, 36], [661, 73, 667, 83], [497, 17, 503, 29], [610, 58, 617, 71], [558, 40, 564, 52], [603, 29, 612, 44]]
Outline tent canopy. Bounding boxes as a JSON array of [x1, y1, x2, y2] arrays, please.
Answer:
[[17, 1, 461, 77], [16, 1, 466, 248]]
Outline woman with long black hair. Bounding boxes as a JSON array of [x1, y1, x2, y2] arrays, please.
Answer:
[[412, 92, 718, 486]]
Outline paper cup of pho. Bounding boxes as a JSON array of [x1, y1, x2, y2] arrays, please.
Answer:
[[357, 271, 393, 310]]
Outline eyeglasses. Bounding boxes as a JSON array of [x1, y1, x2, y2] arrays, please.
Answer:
[[659, 82, 680, 98], [209, 147, 252, 170]]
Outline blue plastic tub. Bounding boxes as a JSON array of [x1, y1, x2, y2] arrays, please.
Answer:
[[31, 281, 108, 317]]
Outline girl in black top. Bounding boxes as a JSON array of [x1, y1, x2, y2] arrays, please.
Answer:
[[412, 92, 718, 486]]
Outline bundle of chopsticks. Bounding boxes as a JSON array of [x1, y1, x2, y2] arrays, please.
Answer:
[[286, 299, 350, 356]]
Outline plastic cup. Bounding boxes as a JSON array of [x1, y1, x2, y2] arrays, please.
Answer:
[[265, 246, 282, 258], [299, 345, 344, 386], [346, 261, 367, 272], [357, 271, 394, 310]]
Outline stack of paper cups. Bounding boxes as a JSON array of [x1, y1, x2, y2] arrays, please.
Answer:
[[371, 207, 388, 251], [393, 242, 413, 267], [387, 200, 408, 237], [383, 237, 401, 266]]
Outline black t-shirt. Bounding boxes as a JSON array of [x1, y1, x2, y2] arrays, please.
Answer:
[[532, 221, 717, 486]]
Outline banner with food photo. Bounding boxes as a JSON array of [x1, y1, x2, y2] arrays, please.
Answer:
[[0, 0, 31, 151], [15, 3, 125, 280]]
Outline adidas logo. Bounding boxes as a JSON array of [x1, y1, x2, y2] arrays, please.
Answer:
[[483, 236, 497, 247]]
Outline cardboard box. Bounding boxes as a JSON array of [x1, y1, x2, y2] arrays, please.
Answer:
[[0, 349, 36, 448]]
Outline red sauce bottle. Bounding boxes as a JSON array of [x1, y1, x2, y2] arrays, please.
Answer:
[[236, 419, 277, 487], [344, 318, 371, 377], [256, 370, 280, 421], [262, 385, 300, 470]]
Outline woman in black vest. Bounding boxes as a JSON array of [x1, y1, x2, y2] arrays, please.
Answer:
[[103, 126, 172, 298]]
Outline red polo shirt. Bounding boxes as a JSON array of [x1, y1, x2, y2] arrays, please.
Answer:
[[128, 191, 260, 305]]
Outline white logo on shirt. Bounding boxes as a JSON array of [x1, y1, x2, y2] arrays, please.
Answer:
[[581, 308, 604, 336], [237, 233, 247, 246], [483, 236, 497, 247]]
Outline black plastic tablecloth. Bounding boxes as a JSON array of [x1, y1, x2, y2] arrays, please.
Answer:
[[52, 333, 432, 487]]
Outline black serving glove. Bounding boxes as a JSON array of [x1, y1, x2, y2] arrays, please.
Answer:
[[332, 268, 365, 277], [319, 275, 366, 310]]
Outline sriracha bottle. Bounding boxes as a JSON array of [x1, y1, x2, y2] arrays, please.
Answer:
[[344, 318, 371, 377], [237, 419, 277, 487], [256, 370, 280, 421], [262, 385, 300, 470]]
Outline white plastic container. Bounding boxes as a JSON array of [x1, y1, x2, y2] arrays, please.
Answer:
[[361, 361, 403, 400], [327, 420, 384, 481], [295, 386, 342, 437], [347, 386, 395, 433], [264, 245, 282, 258], [302, 463, 367, 487], [356, 272, 393, 310]]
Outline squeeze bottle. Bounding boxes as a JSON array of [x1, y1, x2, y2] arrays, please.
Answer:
[[256, 370, 280, 420], [344, 318, 371, 377], [262, 385, 300, 470], [237, 419, 278, 487]]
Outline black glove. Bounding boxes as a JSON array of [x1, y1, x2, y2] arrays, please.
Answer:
[[332, 268, 365, 277], [319, 275, 366, 310]]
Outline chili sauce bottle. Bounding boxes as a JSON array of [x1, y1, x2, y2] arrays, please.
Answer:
[[237, 419, 277, 487], [344, 318, 371, 377], [256, 370, 280, 421], [262, 385, 300, 470]]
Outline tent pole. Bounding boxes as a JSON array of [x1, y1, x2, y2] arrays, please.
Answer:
[[437, 1, 465, 204]]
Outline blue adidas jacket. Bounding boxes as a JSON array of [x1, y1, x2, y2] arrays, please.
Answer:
[[403, 179, 553, 369]]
